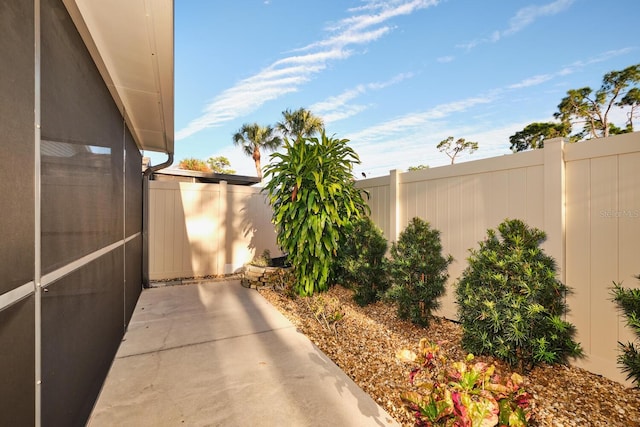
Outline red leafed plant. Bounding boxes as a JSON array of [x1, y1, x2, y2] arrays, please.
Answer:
[[397, 339, 532, 426]]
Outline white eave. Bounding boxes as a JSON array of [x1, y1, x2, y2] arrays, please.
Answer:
[[62, 0, 174, 155]]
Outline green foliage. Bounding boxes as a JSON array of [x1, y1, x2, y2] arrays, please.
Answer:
[[618, 87, 640, 131], [233, 122, 282, 179], [276, 107, 324, 140], [250, 249, 271, 267], [263, 132, 369, 296], [397, 339, 531, 427], [305, 295, 345, 338], [332, 217, 389, 306], [509, 122, 570, 152], [386, 218, 452, 326], [611, 278, 640, 386], [455, 219, 582, 371], [178, 157, 210, 172], [554, 63, 640, 139], [408, 164, 429, 171], [206, 156, 236, 174], [265, 268, 297, 298], [437, 136, 478, 164]]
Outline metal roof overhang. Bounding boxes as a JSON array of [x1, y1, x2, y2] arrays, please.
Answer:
[[62, 0, 174, 155]]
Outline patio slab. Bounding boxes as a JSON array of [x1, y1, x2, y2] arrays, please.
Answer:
[[88, 279, 399, 427]]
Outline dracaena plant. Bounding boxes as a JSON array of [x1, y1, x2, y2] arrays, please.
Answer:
[[263, 132, 368, 296], [397, 339, 532, 427]]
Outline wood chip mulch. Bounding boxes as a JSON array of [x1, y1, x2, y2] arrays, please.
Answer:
[[258, 285, 640, 427]]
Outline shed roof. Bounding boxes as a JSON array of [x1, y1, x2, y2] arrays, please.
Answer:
[[153, 169, 261, 186]]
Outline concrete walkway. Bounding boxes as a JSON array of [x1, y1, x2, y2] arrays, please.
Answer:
[[88, 279, 400, 427]]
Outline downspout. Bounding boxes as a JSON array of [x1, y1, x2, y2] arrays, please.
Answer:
[[142, 153, 173, 287]]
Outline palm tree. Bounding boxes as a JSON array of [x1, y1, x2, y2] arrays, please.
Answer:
[[276, 108, 324, 141], [232, 123, 282, 180]]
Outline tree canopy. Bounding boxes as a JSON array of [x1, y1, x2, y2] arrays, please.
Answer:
[[232, 123, 282, 180], [276, 107, 324, 141], [207, 156, 236, 174], [509, 63, 639, 151], [437, 136, 478, 164], [509, 122, 569, 152], [178, 157, 210, 172], [554, 63, 640, 140]]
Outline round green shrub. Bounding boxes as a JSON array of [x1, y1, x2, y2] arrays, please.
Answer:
[[386, 217, 452, 326], [455, 218, 582, 370], [332, 217, 389, 306]]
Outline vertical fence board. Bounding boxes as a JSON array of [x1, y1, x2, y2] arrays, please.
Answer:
[[618, 153, 640, 346], [565, 159, 592, 355], [589, 156, 620, 372]]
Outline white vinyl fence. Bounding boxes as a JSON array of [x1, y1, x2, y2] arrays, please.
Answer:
[[356, 133, 640, 386], [148, 180, 280, 281], [147, 132, 640, 386]]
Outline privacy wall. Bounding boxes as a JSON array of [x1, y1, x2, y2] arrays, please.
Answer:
[[0, 0, 143, 425], [148, 181, 280, 281], [356, 133, 640, 386]]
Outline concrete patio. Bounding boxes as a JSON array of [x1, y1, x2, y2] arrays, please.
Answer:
[[88, 279, 399, 426]]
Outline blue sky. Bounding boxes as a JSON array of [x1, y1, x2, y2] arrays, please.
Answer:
[[148, 0, 639, 178]]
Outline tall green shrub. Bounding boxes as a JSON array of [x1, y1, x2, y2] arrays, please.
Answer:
[[455, 219, 582, 370], [263, 133, 368, 296], [611, 277, 640, 386], [332, 217, 389, 306], [386, 217, 452, 326]]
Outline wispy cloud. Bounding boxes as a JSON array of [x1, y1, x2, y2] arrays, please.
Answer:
[[507, 47, 634, 89], [346, 95, 495, 144], [176, 0, 439, 141], [437, 55, 454, 63], [310, 72, 414, 123], [457, 0, 574, 50], [508, 74, 554, 89], [556, 47, 636, 76], [344, 47, 633, 176], [504, 0, 574, 36]]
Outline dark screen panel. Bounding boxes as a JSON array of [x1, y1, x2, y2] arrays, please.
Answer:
[[40, 0, 124, 274], [0, 0, 35, 293], [125, 129, 142, 237], [41, 247, 124, 427], [125, 236, 142, 325], [0, 297, 35, 427]]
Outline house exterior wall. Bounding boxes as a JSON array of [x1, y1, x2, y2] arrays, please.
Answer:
[[356, 132, 640, 386], [148, 181, 281, 281], [0, 0, 143, 425]]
